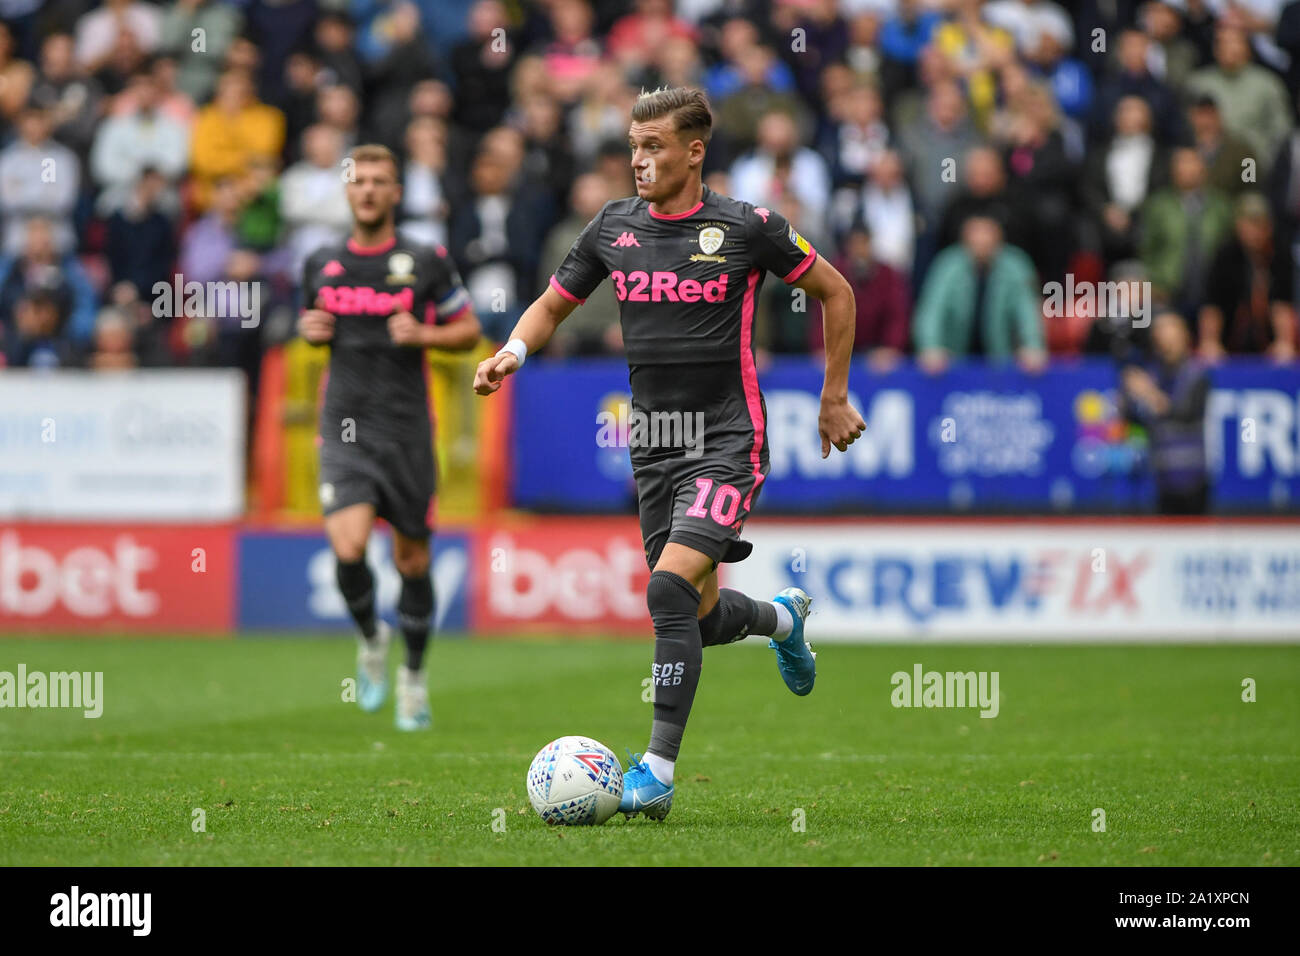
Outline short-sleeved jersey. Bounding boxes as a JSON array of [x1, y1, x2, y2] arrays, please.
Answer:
[[550, 185, 817, 368], [550, 185, 818, 465], [303, 236, 471, 444]]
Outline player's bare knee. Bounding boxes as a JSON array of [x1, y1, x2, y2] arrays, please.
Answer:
[[653, 545, 714, 592], [333, 540, 368, 564], [395, 556, 429, 578], [393, 541, 430, 578]]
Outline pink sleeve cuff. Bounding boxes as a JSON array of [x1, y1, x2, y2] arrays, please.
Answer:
[[549, 274, 586, 304], [783, 249, 818, 284]]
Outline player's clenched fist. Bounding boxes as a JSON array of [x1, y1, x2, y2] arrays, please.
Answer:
[[387, 310, 425, 346], [473, 351, 519, 395], [298, 308, 335, 344], [818, 394, 866, 458]]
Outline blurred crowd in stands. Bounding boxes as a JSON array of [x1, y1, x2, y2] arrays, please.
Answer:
[[2, 0, 1300, 385]]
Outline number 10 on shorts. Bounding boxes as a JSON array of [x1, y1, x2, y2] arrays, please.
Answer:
[[686, 478, 742, 526]]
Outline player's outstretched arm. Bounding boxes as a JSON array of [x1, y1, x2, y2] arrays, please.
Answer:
[[795, 255, 867, 458], [473, 285, 578, 395]]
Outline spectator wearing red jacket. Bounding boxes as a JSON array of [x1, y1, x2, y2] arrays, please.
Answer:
[[812, 223, 911, 372]]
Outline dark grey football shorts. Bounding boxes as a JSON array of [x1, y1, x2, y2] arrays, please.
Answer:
[[318, 433, 435, 540], [633, 453, 768, 571]]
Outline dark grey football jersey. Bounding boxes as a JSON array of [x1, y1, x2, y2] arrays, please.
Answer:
[[302, 236, 471, 446], [550, 185, 818, 367], [551, 185, 818, 464]]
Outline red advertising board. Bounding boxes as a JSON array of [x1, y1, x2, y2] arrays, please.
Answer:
[[0, 525, 235, 634], [471, 518, 651, 635]]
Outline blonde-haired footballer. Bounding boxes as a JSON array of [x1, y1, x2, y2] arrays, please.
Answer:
[[474, 89, 864, 817]]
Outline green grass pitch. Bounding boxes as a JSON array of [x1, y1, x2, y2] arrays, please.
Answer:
[[1, 637, 1296, 866]]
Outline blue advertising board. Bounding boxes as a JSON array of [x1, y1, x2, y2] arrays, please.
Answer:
[[237, 528, 470, 632], [510, 358, 1300, 513]]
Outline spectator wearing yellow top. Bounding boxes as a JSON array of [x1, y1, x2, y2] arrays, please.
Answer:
[[189, 68, 284, 213], [930, 0, 1016, 133]]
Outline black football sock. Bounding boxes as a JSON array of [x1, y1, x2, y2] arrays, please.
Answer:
[[697, 600, 725, 646], [336, 557, 377, 639], [398, 572, 435, 671], [646, 571, 703, 762], [697, 588, 778, 646]]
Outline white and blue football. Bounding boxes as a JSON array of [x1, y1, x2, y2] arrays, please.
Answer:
[[526, 736, 624, 825]]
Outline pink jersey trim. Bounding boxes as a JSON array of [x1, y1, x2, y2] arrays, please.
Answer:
[[549, 274, 586, 304], [783, 248, 817, 284], [347, 236, 398, 256], [739, 268, 766, 509], [648, 198, 704, 220]]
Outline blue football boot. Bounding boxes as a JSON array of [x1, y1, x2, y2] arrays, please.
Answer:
[[619, 753, 674, 820], [770, 587, 816, 696]]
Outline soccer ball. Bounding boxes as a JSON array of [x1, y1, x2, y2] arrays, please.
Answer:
[[526, 736, 624, 825]]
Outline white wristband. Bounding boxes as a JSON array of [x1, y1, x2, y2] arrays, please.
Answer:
[[497, 338, 527, 368]]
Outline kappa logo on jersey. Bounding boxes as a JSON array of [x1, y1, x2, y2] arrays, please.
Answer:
[[754, 207, 771, 222], [611, 231, 641, 248], [321, 260, 345, 277], [317, 285, 415, 315], [610, 269, 728, 303]]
